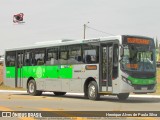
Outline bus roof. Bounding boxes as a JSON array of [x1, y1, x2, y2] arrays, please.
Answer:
[[5, 35, 122, 51], [5, 35, 153, 52]]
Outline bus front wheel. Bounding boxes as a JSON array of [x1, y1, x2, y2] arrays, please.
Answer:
[[27, 80, 42, 96], [117, 93, 129, 100], [88, 81, 100, 100]]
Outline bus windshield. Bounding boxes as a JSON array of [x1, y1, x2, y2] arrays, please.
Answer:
[[121, 44, 156, 72]]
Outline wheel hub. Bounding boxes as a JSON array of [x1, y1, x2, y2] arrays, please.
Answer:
[[29, 83, 34, 93], [89, 85, 96, 98]]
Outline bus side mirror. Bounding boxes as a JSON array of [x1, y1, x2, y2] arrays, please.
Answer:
[[120, 47, 124, 57]]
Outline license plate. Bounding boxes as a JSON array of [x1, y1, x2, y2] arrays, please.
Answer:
[[141, 87, 147, 90]]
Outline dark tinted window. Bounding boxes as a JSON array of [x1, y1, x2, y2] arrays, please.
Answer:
[[24, 50, 31, 66], [82, 44, 99, 64], [6, 51, 16, 67], [68, 45, 82, 64], [35, 49, 45, 65], [46, 47, 58, 65], [59, 46, 68, 64], [24, 49, 45, 66]]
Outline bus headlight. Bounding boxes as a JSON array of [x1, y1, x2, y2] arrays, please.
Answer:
[[122, 76, 126, 81], [127, 80, 131, 84]]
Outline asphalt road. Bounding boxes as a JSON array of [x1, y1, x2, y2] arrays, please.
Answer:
[[0, 90, 160, 120]]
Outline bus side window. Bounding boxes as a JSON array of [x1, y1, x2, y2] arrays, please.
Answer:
[[82, 44, 99, 64], [24, 51, 30, 66], [6, 51, 16, 67], [46, 47, 58, 65], [59, 46, 68, 64], [75, 56, 82, 62], [30, 50, 37, 66], [68, 45, 81, 64], [84, 55, 91, 63], [35, 49, 45, 66], [112, 44, 118, 79]]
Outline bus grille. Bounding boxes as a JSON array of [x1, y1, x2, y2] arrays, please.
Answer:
[[129, 72, 155, 79], [133, 84, 155, 90]]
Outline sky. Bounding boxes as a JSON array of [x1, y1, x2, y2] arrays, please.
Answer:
[[0, 0, 160, 54]]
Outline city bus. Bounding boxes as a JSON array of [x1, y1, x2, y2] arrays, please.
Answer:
[[4, 35, 157, 100]]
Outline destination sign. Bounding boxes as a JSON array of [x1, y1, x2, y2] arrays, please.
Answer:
[[127, 38, 150, 45], [126, 64, 138, 69], [85, 65, 97, 70]]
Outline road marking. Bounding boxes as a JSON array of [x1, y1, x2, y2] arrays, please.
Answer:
[[129, 95, 160, 98], [40, 108, 89, 120], [0, 106, 13, 111], [20, 118, 35, 120], [131, 117, 158, 120], [0, 90, 27, 93], [40, 108, 59, 111]]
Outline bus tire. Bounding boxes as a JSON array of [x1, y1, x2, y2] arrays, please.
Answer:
[[27, 80, 42, 96], [88, 81, 100, 100], [54, 92, 66, 96], [117, 93, 129, 100]]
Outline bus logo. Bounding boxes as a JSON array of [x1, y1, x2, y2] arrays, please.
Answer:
[[36, 67, 43, 78], [2, 112, 11, 117]]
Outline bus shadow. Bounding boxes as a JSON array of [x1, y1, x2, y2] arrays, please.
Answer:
[[43, 93, 88, 100], [14, 93, 160, 103], [13, 93, 88, 100]]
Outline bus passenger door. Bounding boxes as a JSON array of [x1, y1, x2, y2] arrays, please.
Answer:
[[15, 51, 23, 88], [100, 43, 113, 92], [100, 43, 119, 92]]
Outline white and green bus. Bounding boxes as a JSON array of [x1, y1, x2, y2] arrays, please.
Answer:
[[4, 35, 157, 100]]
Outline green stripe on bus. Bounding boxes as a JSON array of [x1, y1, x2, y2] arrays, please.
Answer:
[[127, 76, 156, 85], [6, 67, 15, 78], [6, 65, 73, 79], [22, 66, 46, 78], [45, 65, 72, 78]]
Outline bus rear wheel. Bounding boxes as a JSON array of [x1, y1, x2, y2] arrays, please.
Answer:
[[117, 93, 129, 100], [27, 80, 42, 96], [54, 92, 66, 96], [88, 81, 100, 100]]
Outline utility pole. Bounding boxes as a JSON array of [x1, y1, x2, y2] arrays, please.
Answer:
[[156, 37, 158, 49], [83, 24, 86, 39], [83, 22, 89, 39]]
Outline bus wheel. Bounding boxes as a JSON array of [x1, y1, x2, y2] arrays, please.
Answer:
[[27, 80, 42, 96], [117, 93, 129, 100], [88, 81, 100, 100], [54, 92, 66, 96]]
